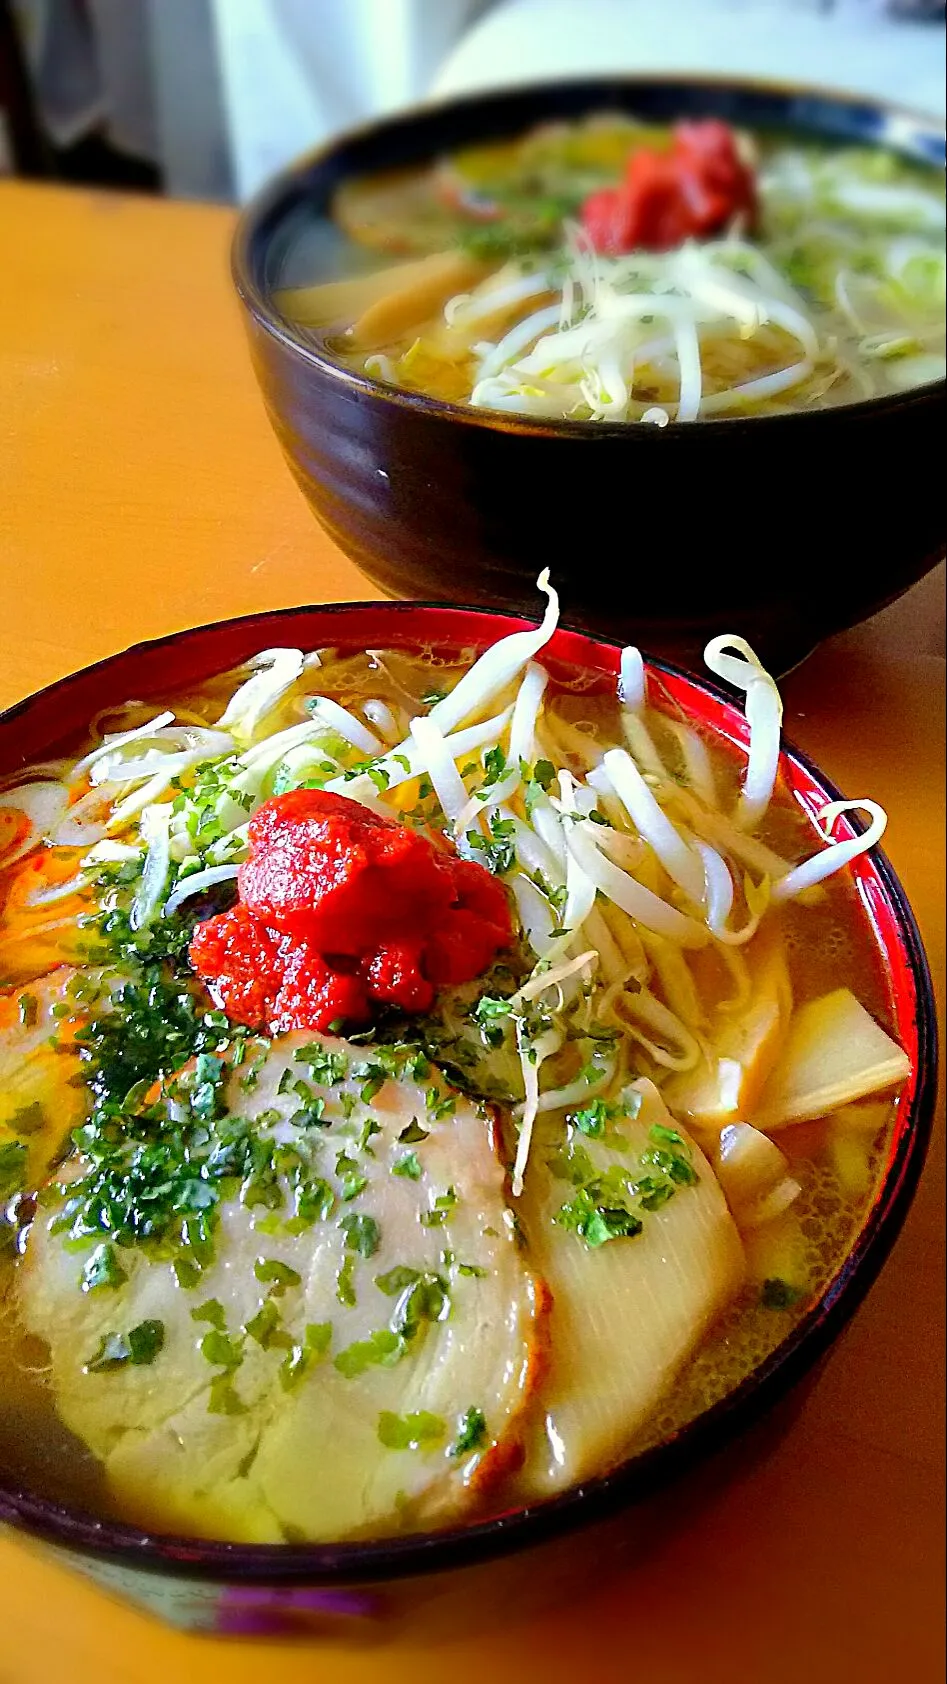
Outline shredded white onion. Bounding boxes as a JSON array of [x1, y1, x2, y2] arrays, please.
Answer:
[[0, 781, 69, 868], [51, 786, 115, 848], [164, 864, 241, 918], [72, 712, 175, 780], [131, 804, 172, 931], [88, 728, 234, 790], [217, 649, 305, 744], [107, 769, 182, 835], [81, 839, 141, 866], [25, 872, 90, 909]]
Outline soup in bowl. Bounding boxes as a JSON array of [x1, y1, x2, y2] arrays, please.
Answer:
[[276, 113, 945, 423], [232, 78, 947, 668], [0, 588, 935, 1589]]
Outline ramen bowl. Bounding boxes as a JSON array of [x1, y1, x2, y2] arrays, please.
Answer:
[[0, 599, 937, 1634], [231, 77, 946, 673]]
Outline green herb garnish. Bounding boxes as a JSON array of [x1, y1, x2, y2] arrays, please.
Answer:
[[0, 1141, 29, 1200], [555, 1187, 643, 1248], [334, 1329, 405, 1378], [377, 1410, 445, 1450], [338, 1212, 381, 1258], [80, 1243, 127, 1293], [450, 1406, 487, 1457], [253, 1257, 301, 1293], [85, 1319, 165, 1373], [280, 1322, 332, 1390], [761, 1278, 805, 1311], [419, 1187, 458, 1228]]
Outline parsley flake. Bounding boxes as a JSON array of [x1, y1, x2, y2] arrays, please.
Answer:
[[85, 1319, 165, 1373], [450, 1406, 487, 1457], [377, 1410, 445, 1450]]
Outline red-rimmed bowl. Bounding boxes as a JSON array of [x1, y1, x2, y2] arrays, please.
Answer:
[[0, 601, 937, 1635]]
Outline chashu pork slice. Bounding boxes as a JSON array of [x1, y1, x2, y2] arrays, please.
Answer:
[[18, 1030, 544, 1543], [518, 1078, 745, 1493]]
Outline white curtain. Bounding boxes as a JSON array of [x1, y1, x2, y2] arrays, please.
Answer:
[[11, 0, 156, 158], [11, 0, 492, 197], [12, 0, 942, 202], [210, 0, 491, 200], [434, 0, 946, 116]]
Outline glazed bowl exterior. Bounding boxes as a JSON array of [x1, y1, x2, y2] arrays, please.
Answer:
[[232, 77, 946, 672], [0, 601, 937, 1635]]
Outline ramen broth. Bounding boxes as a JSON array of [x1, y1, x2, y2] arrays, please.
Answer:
[[0, 621, 909, 1540], [272, 115, 946, 421]]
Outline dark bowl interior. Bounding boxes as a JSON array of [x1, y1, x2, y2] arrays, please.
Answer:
[[232, 76, 946, 672], [0, 600, 938, 1605]]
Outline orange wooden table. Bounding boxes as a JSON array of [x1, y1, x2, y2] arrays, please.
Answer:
[[0, 181, 943, 1684]]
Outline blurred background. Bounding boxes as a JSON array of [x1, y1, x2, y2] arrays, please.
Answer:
[[1, 0, 944, 202]]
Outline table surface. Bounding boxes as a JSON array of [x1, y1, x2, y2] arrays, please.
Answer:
[[0, 181, 943, 1684]]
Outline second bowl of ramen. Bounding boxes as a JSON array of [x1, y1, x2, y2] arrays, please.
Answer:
[[232, 76, 945, 670], [0, 586, 936, 1628]]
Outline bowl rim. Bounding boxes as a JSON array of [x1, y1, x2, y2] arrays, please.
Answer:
[[231, 70, 947, 440], [0, 596, 938, 1584]]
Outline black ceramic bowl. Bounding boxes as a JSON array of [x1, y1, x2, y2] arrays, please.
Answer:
[[0, 601, 938, 1635], [232, 76, 946, 672]]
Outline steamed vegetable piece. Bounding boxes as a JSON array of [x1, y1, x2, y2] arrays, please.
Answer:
[[713, 1122, 795, 1227], [519, 1080, 744, 1489], [20, 1032, 542, 1542], [278, 252, 489, 351], [0, 782, 69, 870], [755, 989, 912, 1129]]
